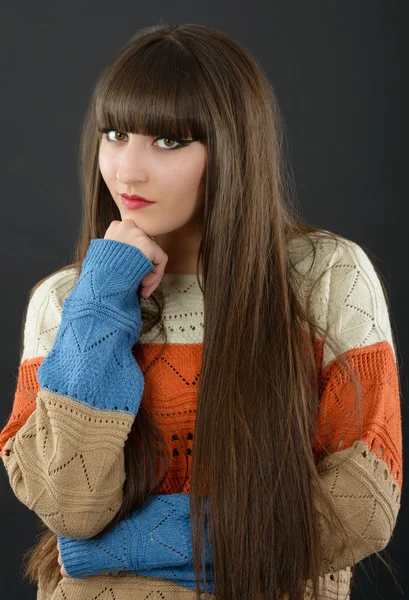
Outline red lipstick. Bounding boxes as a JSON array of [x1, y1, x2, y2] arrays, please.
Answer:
[[120, 194, 155, 210]]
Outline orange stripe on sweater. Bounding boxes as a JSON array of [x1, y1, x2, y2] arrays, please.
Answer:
[[133, 343, 201, 494], [0, 357, 42, 458], [1, 340, 402, 493], [311, 340, 402, 489]]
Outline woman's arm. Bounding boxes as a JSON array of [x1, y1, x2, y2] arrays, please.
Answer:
[[310, 239, 402, 574], [0, 238, 154, 539], [57, 492, 214, 583]]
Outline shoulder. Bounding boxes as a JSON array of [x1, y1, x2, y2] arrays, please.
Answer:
[[21, 266, 78, 361], [27, 266, 78, 308], [288, 230, 396, 365], [288, 229, 371, 277]]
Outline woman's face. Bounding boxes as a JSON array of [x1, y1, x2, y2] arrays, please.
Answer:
[[98, 130, 207, 238]]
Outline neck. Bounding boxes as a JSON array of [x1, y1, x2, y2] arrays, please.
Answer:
[[153, 222, 202, 275]]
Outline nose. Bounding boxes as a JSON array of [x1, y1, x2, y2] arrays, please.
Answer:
[[116, 136, 149, 184]]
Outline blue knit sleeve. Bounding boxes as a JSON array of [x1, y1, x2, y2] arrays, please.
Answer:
[[57, 493, 215, 593], [37, 238, 155, 415]]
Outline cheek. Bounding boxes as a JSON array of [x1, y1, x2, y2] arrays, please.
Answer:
[[98, 152, 111, 181], [98, 148, 118, 186], [164, 160, 204, 195]]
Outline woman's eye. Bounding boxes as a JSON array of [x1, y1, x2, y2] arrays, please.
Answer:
[[100, 129, 129, 143], [99, 128, 190, 151], [105, 130, 127, 143], [154, 136, 182, 150]]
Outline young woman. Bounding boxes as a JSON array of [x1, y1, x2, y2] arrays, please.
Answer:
[[0, 22, 402, 600]]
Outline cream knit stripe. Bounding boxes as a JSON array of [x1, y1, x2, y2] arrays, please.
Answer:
[[288, 232, 397, 370], [19, 234, 395, 357], [20, 268, 79, 363]]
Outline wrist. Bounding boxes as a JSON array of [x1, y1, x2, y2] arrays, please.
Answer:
[[58, 536, 102, 578], [79, 238, 154, 295]]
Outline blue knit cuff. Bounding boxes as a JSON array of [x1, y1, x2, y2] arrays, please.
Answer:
[[58, 536, 101, 578], [81, 238, 155, 292], [57, 494, 214, 586], [58, 519, 143, 578]]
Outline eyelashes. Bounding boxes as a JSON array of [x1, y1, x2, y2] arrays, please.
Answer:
[[98, 127, 194, 151]]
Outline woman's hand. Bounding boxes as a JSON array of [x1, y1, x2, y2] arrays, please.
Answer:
[[57, 539, 69, 578], [104, 219, 168, 299]]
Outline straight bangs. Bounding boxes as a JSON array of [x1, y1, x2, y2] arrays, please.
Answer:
[[94, 38, 209, 143]]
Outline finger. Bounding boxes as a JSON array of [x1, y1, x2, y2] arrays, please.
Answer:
[[139, 264, 167, 298], [140, 271, 159, 286], [140, 282, 157, 299]]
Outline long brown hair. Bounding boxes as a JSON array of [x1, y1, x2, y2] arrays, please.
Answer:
[[21, 22, 400, 599]]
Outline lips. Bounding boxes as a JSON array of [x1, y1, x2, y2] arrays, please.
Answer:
[[121, 194, 153, 203]]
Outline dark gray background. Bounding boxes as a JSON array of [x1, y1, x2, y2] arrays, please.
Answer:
[[1, 2, 407, 598]]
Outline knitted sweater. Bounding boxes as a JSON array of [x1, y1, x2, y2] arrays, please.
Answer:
[[0, 233, 402, 600]]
